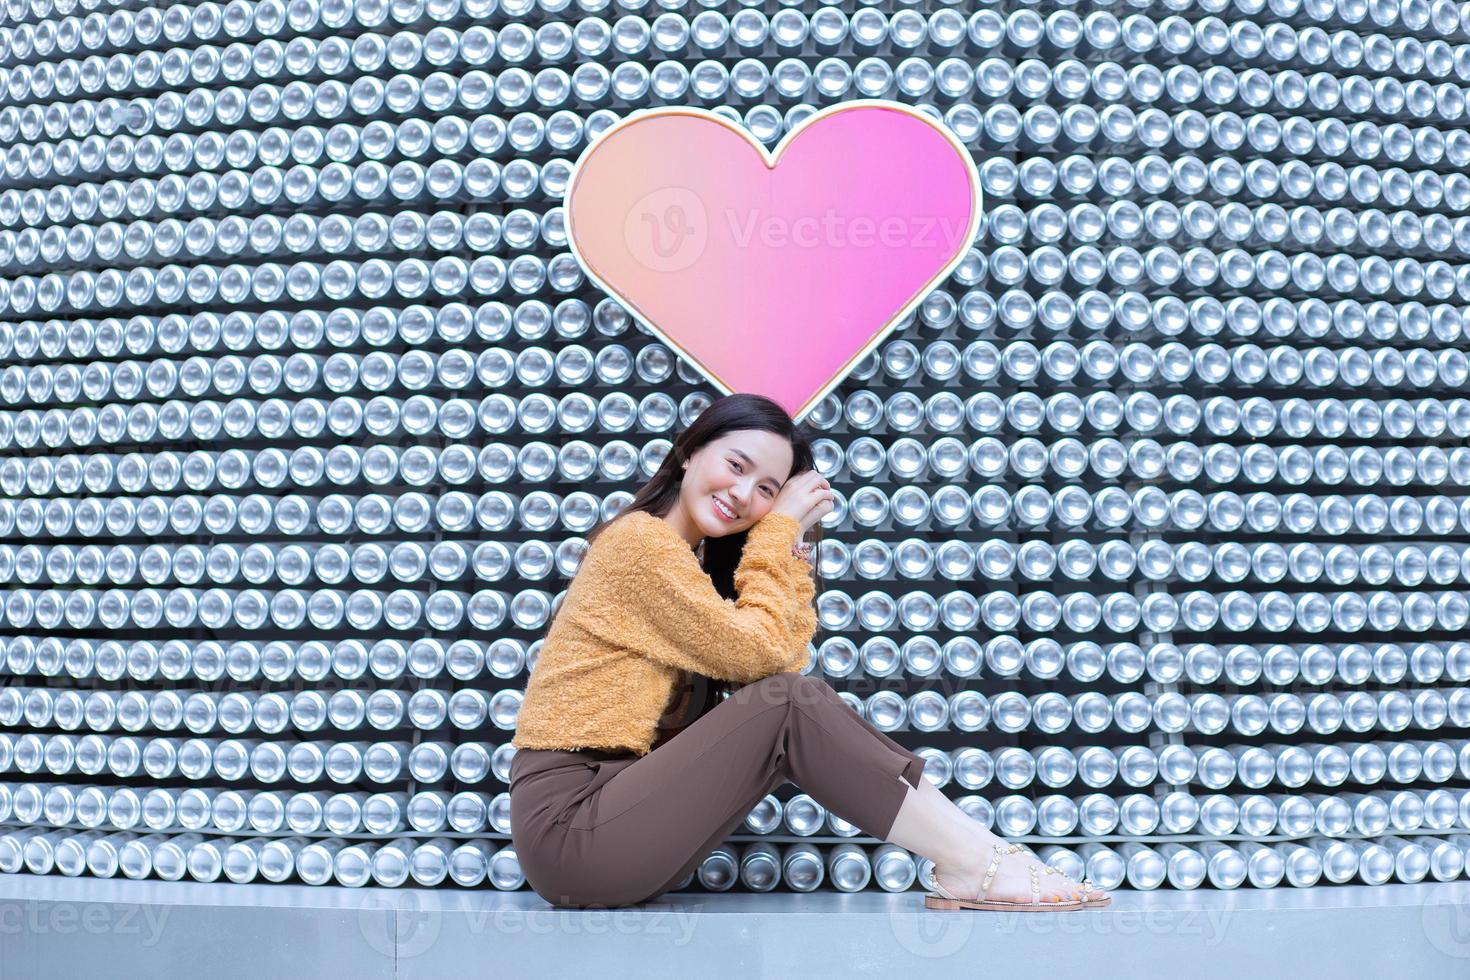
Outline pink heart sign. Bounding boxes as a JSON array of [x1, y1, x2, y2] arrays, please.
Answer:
[[563, 99, 983, 422]]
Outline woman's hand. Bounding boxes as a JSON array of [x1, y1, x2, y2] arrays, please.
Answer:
[[771, 469, 836, 535]]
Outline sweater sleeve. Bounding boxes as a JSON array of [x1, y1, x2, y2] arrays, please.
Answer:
[[597, 510, 817, 683], [784, 587, 818, 674], [780, 555, 818, 674]]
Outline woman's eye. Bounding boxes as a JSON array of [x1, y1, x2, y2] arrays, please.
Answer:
[[732, 458, 772, 495]]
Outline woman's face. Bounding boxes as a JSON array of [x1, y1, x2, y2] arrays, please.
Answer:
[[668, 429, 795, 546]]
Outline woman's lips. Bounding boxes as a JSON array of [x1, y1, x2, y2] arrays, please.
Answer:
[[712, 495, 738, 522]]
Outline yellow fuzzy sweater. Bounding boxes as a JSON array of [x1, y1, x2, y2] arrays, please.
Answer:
[[511, 509, 818, 756]]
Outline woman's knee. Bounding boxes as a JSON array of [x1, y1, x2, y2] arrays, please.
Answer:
[[741, 670, 826, 708]]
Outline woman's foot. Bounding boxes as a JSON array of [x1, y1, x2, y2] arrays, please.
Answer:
[[934, 843, 1107, 906], [1013, 843, 1110, 905]]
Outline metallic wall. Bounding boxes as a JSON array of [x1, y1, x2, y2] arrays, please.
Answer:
[[0, 0, 1467, 893]]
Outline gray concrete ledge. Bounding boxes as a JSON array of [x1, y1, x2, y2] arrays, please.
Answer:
[[1, 874, 1468, 978]]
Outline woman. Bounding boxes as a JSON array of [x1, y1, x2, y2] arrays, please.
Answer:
[[509, 392, 1110, 911]]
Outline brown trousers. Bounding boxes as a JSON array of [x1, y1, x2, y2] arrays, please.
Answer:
[[509, 671, 928, 908]]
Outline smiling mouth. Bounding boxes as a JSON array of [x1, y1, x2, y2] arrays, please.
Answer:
[[712, 496, 738, 521]]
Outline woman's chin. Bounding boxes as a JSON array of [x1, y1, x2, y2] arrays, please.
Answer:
[[701, 517, 741, 538]]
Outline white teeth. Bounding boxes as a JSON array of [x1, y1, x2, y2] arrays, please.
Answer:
[[713, 497, 736, 519]]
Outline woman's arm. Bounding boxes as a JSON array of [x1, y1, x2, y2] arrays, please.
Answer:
[[584, 511, 818, 683]]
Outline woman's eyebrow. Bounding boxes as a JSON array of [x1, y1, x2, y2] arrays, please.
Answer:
[[732, 448, 783, 490]]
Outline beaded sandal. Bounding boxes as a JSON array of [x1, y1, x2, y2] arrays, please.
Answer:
[[1038, 862, 1111, 908], [1014, 843, 1111, 909], [924, 843, 1085, 912]]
